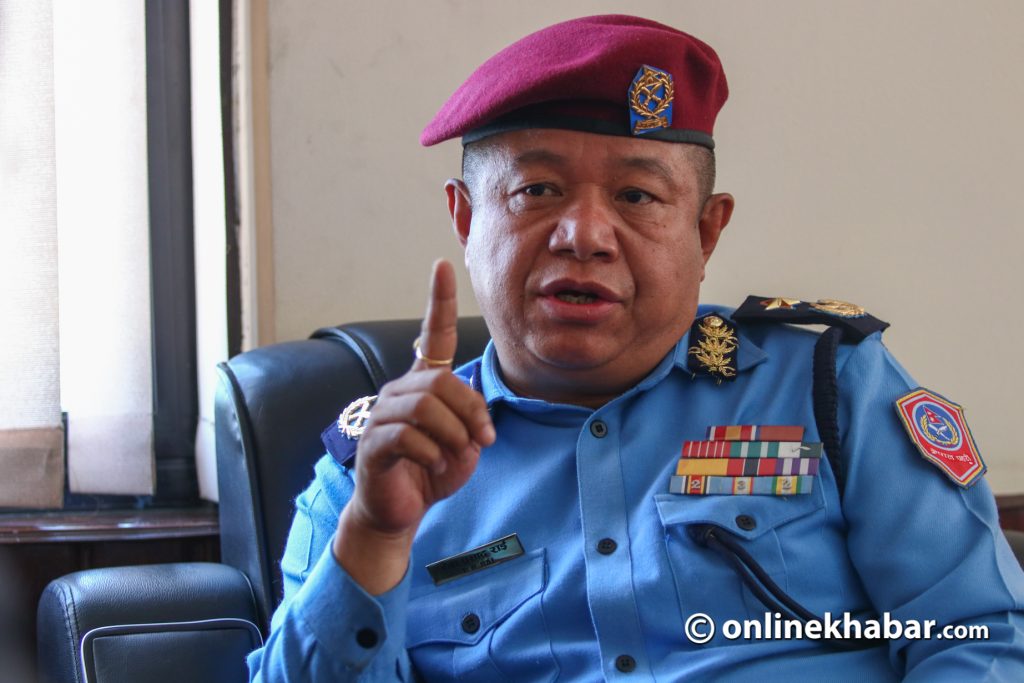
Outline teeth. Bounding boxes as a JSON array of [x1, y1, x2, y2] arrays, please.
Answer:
[[556, 292, 597, 304]]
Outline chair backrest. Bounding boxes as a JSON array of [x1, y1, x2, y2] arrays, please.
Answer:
[[214, 317, 490, 631]]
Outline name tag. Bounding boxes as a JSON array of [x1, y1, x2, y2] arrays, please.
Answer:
[[426, 533, 525, 585]]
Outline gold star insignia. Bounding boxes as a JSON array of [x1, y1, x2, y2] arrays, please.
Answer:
[[760, 297, 802, 311]]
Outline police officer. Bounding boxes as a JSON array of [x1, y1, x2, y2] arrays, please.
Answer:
[[248, 15, 1024, 681]]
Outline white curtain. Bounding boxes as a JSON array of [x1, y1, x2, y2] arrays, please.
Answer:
[[0, 0, 157, 507], [2, 0, 240, 506], [0, 1, 65, 508], [52, 0, 155, 496]]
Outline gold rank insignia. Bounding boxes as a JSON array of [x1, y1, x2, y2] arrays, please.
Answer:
[[760, 297, 801, 311], [810, 299, 866, 318], [687, 314, 738, 382], [338, 395, 378, 439], [732, 294, 888, 343]]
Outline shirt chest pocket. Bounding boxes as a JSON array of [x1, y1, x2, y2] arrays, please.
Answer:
[[405, 549, 557, 682], [654, 487, 826, 634]]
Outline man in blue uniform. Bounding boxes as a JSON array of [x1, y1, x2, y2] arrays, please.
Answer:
[[248, 14, 1024, 681]]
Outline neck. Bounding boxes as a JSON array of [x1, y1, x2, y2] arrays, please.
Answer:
[[503, 377, 623, 409], [494, 349, 673, 409]]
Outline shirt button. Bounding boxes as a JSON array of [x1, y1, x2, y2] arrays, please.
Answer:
[[735, 514, 757, 531], [461, 613, 481, 634], [590, 420, 608, 438], [597, 538, 618, 555], [355, 627, 378, 648], [615, 654, 636, 672]]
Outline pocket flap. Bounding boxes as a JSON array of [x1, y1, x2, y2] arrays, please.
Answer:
[[406, 548, 546, 647], [655, 483, 824, 541]]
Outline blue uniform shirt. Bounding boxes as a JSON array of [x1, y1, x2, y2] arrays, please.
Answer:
[[248, 307, 1024, 681]]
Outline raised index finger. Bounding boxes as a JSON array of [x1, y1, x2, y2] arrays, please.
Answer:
[[414, 259, 458, 371]]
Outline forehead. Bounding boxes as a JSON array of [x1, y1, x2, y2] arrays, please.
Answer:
[[469, 128, 696, 180]]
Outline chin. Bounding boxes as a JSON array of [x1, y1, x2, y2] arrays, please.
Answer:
[[528, 333, 620, 371]]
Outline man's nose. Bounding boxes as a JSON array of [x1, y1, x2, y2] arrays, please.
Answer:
[[548, 192, 621, 261]]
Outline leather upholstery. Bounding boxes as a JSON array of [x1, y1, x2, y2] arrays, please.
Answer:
[[37, 562, 260, 683]]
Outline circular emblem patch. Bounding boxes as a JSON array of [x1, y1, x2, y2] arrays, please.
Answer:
[[912, 402, 961, 449]]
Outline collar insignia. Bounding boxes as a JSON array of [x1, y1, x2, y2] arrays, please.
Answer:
[[629, 65, 674, 135], [687, 314, 738, 383], [338, 395, 378, 439]]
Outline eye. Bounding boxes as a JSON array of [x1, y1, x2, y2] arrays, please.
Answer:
[[619, 188, 654, 205], [521, 183, 554, 197]]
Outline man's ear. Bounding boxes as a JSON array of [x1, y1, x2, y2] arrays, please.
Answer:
[[445, 179, 473, 247], [697, 192, 734, 264]]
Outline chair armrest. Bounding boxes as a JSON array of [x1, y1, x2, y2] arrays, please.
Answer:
[[37, 562, 261, 683]]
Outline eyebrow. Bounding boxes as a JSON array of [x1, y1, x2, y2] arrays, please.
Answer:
[[513, 149, 679, 185], [512, 149, 568, 167], [617, 156, 679, 190]]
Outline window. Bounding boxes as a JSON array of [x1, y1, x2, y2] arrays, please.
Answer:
[[0, 0, 234, 510]]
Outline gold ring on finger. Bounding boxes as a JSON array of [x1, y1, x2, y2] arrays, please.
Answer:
[[413, 335, 454, 367]]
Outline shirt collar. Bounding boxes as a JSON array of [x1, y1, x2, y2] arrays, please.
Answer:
[[470, 304, 768, 408]]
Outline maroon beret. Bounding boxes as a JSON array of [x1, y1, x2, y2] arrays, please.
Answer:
[[420, 14, 728, 149]]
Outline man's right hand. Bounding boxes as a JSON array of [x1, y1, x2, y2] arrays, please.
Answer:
[[332, 259, 495, 594]]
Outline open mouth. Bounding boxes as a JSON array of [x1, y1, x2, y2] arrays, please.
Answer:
[[555, 290, 599, 304], [537, 279, 619, 323], [541, 278, 619, 304]]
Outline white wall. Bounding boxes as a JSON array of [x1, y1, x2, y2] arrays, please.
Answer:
[[263, 1, 1024, 491]]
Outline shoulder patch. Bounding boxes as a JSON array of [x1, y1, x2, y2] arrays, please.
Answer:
[[732, 294, 889, 342], [894, 388, 985, 488]]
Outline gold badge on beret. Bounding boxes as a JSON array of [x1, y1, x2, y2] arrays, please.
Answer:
[[629, 65, 674, 135]]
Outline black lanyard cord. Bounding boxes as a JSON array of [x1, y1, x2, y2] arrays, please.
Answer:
[[695, 524, 816, 621], [688, 523, 883, 651]]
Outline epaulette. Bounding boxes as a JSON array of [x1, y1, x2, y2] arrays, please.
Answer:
[[732, 296, 987, 492], [731, 295, 888, 342], [729, 294, 888, 501]]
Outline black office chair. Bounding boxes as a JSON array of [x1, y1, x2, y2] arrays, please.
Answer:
[[36, 318, 490, 683]]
